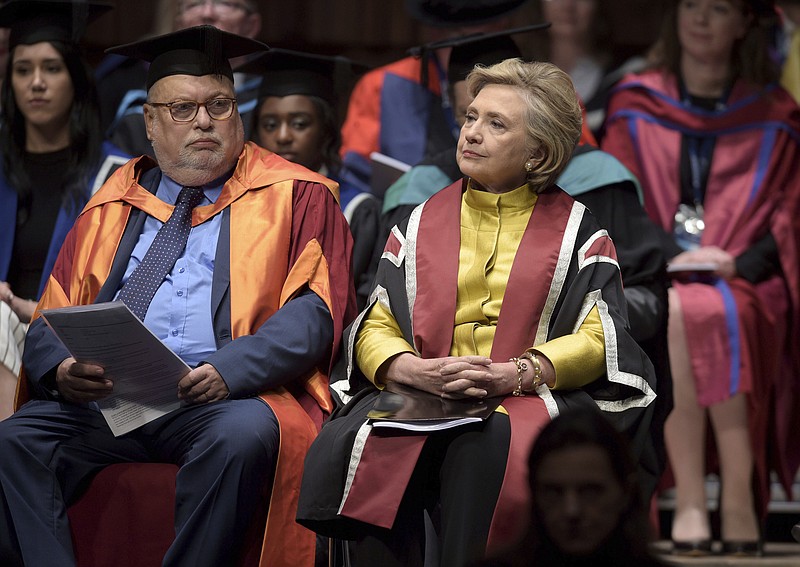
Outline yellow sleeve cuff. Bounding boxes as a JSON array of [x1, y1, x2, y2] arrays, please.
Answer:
[[355, 301, 416, 385], [534, 304, 605, 390]]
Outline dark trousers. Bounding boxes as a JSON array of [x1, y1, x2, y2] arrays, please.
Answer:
[[354, 412, 511, 567], [0, 398, 278, 567]]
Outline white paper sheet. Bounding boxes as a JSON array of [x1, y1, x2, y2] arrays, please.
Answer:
[[370, 417, 483, 431], [40, 301, 190, 436], [666, 262, 718, 273]]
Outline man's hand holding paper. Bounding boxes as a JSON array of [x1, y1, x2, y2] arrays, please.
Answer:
[[56, 358, 113, 404]]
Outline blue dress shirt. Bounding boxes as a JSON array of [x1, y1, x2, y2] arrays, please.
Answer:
[[115, 174, 223, 368]]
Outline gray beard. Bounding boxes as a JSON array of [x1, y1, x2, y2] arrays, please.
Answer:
[[153, 141, 243, 187]]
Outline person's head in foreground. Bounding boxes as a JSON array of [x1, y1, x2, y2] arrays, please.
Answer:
[[457, 58, 582, 195], [106, 24, 268, 187], [525, 408, 657, 566]]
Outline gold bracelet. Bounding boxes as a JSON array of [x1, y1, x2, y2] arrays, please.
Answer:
[[509, 357, 528, 397], [521, 351, 544, 390]]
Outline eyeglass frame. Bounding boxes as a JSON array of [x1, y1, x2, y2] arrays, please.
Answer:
[[180, 0, 255, 15], [146, 98, 238, 123]]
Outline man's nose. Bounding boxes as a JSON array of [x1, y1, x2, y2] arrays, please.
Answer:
[[198, 0, 216, 18], [194, 105, 213, 128]]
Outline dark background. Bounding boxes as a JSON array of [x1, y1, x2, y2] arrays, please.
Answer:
[[83, 0, 670, 70]]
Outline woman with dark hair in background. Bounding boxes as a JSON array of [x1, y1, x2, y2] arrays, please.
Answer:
[[0, 0, 130, 419], [602, 0, 800, 556]]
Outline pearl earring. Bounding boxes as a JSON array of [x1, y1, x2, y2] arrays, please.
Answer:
[[525, 161, 533, 173]]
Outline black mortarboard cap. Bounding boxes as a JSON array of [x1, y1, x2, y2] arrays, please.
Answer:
[[447, 34, 522, 84], [0, 0, 113, 49], [237, 48, 369, 107], [409, 22, 550, 58], [408, 23, 550, 85], [105, 25, 269, 91]]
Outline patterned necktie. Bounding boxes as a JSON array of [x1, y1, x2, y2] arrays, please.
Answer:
[[117, 186, 205, 320]]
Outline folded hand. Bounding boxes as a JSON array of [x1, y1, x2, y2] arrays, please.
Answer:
[[178, 363, 230, 404]]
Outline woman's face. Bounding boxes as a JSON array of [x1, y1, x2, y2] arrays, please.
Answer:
[[541, 0, 597, 43], [677, 0, 750, 65], [11, 42, 74, 131], [533, 444, 628, 557], [256, 95, 325, 171], [456, 84, 532, 193]]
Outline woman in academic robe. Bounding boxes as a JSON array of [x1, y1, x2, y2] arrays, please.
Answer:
[[297, 58, 657, 567], [602, 0, 800, 556]]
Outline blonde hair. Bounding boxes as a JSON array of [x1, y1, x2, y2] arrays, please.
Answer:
[[466, 59, 582, 190]]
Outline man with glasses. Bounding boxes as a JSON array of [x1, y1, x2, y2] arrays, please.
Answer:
[[98, 0, 263, 158], [0, 25, 355, 567]]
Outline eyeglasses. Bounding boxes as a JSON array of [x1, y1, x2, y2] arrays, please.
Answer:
[[147, 98, 238, 122], [181, 0, 253, 15]]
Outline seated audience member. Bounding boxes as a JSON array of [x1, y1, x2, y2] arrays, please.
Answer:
[[296, 59, 656, 567], [0, 24, 355, 567], [478, 408, 668, 567], [0, 0, 130, 420], [602, 0, 800, 556], [101, 0, 263, 158], [242, 48, 380, 309], [338, 0, 533, 194]]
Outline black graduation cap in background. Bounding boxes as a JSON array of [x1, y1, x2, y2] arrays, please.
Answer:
[[0, 0, 113, 49], [236, 48, 370, 108], [447, 32, 523, 84], [408, 22, 550, 58], [408, 22, 550, 90], [105, 24, 269, 91]]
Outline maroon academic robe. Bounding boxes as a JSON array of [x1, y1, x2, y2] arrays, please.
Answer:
[[602, 70, 800, 508]]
